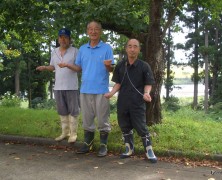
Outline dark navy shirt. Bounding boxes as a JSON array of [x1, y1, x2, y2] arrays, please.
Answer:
[[112, 59, 155, 106]]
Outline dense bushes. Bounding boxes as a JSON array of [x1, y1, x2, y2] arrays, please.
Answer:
[[109, 96, 117, 114], [0, 91, 56, 110], [0, 91, 21, 107], [162, 96, 180, 112], [31, 97, 56, 110]]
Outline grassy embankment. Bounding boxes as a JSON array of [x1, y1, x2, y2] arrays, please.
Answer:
[[0, 104, 221, 160]]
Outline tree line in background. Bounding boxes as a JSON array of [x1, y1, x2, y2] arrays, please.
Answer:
[[0, 0, 222, 125]]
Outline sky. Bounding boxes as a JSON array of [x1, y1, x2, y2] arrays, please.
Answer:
[[173, 31, 188, 63]]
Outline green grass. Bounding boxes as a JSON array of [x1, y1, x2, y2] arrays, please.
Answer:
[[152, 108, 222, 158], [0, 107, 59, 138], [0, 106, 221, 160]]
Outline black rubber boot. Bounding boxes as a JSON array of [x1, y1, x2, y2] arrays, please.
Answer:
[[120, 131, 134, 159], [76, 131, 94, 154], [97, 131, 108, 157], [141, 135, 157, 163]]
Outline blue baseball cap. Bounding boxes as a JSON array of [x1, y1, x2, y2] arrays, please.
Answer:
[[58, 28, 71, 37]]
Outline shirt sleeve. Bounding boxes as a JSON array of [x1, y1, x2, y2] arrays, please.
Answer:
[[143, 62, 155, 85], [105, 44, 114, 64], [73, 48, 79, 64], [75, 49, 82, 67], [112, 61, 125, 84], [49, 50, 55, 67]]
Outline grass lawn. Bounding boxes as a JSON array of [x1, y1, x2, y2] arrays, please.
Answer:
[[0, 106, 221, 160]]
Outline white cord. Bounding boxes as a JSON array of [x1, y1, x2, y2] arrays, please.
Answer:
[[126, 66, 144, 97]]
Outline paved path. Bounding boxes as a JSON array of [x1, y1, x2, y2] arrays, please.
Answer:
[[0, 141, 221, 180]]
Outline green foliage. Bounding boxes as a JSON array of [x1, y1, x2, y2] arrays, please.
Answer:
[[164, 70, 174, 94], [3, 31, 22, 59], [208, 102, 222, 122], [212, 102, 222, 112], [0, 63, 3, 71], [211, 74, 222, 104], [162, 96, 180, 111], [31, 97, 56, 110], [199, 46, 215, 57], [0, 91, 21, 107], [73, 0, 150, 34], [109, 96, 117, 114]]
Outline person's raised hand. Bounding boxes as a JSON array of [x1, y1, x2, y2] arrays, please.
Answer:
[[104, 92, 113, 99], [58, 62, 68, 68], [103, 59, 112, 66], [143, 93, 152, 102]]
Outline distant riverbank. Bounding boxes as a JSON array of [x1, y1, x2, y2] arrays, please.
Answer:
[[161, 84, 205, 97]]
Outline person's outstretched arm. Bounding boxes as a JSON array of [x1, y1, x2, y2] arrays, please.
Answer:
[[104, 83, 121, 99], [36, 65, 55, 71], [57, 63, 82, 72]]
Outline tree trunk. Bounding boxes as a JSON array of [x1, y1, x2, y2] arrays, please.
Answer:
[[192, 5, 199, 109], [15, 60, 20, 97], [204, 26, 209, 113], [144, 0, 164, 125], [27, 57, 32, 108], [166, 28, 171, 98], [211, 26, 219, 100]]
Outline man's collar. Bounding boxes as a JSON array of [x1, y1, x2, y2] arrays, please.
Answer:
[[87, 40, 103, 48], [126, 59, 139, 66]]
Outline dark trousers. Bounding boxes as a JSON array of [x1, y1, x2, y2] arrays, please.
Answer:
[[117, 97, 149, 137], [54, 90, 80, 116]]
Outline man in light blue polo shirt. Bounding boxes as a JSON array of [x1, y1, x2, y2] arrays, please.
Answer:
[[75, 20, 114, 157]]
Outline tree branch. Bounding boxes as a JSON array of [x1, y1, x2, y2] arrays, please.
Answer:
[[162, 0, 181, 38], [102, 22, 148, 43]]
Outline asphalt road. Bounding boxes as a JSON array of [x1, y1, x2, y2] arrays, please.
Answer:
[[0, 141, 221, 180]]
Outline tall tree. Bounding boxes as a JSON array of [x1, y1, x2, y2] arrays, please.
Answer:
[[0, 0, 53, 105], [203, 19, 209, 112], [179, 0, 222, 109], [182, 2, 201, 109], [208, 18, 222, 104], [164, 26, 176, 99]]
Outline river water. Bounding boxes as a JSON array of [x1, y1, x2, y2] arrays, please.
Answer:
[[161, 84, 205, 97], [109, 84, 205, 98]]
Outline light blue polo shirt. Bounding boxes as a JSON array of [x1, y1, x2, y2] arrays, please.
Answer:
[[75, 40, 114, 94]]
